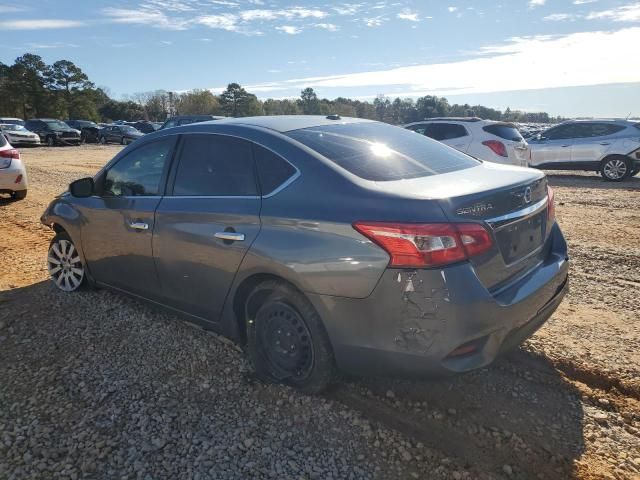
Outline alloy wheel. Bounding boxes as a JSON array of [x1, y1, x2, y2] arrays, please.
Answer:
[[256, 301, 314, 381], [603, 159, 627, 180], [48, 239, 84, 292]]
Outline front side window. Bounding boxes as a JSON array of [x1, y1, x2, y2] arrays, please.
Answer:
[[287, 122, 479, 181], [172, 134, 257, 196], [103, 139, 173, 196], [544, 124, 580, 140]]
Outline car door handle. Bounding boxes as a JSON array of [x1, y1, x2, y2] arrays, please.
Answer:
[[561, 144, 570, 147], [214, 232, 245, 242], [128, 221, 149, 230], [599, 142, 610, 146]]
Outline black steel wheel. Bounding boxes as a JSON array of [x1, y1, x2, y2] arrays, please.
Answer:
[[245, 280, 336, 393]]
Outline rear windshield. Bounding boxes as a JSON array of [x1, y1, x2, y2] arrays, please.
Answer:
[[286, 122, 479, 181], [482, 124, 524, 142]]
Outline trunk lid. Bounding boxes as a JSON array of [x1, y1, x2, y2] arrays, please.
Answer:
[[372, 162, 550, 289]]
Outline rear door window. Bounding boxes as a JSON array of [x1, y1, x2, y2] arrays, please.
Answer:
[[253, 144, 297, 195], [286, 122, 479, 181], [588, 123, 625, 137], [425, 123, 468, 141], [482, 124, 524, 141], [172, 134, 257, 196]]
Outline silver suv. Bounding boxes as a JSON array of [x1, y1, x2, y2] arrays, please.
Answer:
[[528, 119, 640, 181]]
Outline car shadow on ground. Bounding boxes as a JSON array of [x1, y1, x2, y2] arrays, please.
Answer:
[[1, 280, 586, 479], [545, 171, 640, 190], [331, 349, 586, 478]]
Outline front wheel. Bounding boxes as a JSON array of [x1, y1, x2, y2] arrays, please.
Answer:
[[245, 280, 336, 394], [121, 136, 127, 145], [47, 232, 86, 292], [600, 156, 630, 182], [99, 136, 106, 145], [46, 136, 55, 147]]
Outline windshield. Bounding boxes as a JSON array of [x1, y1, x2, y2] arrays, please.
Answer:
[[1, 124, 25, 132], [286, 122, 479, 181], [46, 120, 70, 129]]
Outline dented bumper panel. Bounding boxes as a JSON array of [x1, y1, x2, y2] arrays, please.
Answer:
[[307, 223, 569, 377]]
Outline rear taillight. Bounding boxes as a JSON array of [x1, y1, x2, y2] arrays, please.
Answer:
[[547, 185, 555, 225], [482, 140, 507, 157], [0, 148, 20, 160], [353, 222, 493, 268]]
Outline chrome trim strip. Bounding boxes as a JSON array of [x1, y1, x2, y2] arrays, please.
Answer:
[[486, 196, 548, 227], [162, 195, 261, 200], [262, 169, 301, 199]]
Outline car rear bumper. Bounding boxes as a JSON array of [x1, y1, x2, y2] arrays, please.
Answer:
[[307, 222, 569, 377], [0, 163, 28, 192]]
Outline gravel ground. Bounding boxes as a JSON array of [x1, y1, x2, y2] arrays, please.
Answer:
[[0, 146, 639, 479]]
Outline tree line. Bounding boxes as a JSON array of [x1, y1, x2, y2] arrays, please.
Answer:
[[0, 54, 561, 124]]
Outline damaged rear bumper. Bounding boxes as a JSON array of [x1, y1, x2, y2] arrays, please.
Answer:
[[307, 223, 569, 378]]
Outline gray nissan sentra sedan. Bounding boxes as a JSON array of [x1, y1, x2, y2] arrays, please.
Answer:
[[41, 115, 569, 393]]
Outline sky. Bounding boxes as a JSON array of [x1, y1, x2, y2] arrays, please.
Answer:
[[0, 0, 639, 117]]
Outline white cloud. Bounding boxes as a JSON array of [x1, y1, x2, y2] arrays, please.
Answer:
[[224, 27, 640, 98], [314, 23, 339, 31], [544, 13, 579, 21], [397, 9, 419, 21], [587, 4, 640, 22], [573, 0, 597, 4], [276, 25, 302, 34], [196, 13, 240, 31], [0, 19, 84, 30], [363, 16, 385, 27], [447, 6, 458, 13], [332, 4, 364, 15], [0, 5, 29, 13], [25, 42, 79, 49], [528, 0, 546, 8], [103, 8, 188, 29]]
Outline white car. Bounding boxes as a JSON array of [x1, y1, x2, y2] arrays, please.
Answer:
[[404, 118, 530, 166], [0, 117, 24, 126], [0, 134, 28, 200], [528, 119, 640, 181], [0, 124, 40, 146]]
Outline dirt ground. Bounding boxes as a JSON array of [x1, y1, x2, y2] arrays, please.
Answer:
[[1, 145, 639, 479]]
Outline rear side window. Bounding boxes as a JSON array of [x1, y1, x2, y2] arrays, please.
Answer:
[[406, 124, 428, 135], [254, 144, 297, 195], [286, 122, 479, 181], [588, 123, 625, 137], [173, 134, 257, 196], [482, 124, 523, 141], [0, 133, 7, 147], [425, 123, 468, 141]]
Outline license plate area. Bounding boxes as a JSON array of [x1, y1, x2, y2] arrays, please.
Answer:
[[495, 210, 545, 264]]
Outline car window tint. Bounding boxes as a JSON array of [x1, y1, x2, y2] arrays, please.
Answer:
[[545, 125, 578, 140], [173, 134, 257, 196], [287, 122, 479, 181], [482, 124, 524, 141], [424, 123, 467, 141], [103, 139, 173, 197], [589, 123, 625, 137], [406, 124, 428, 135], [253, 144, 297, 195], [164, 119, 177, 129]]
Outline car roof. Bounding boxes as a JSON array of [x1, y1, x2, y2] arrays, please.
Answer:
[[207, 115, 374, 133], [559, 118, 636, 125]]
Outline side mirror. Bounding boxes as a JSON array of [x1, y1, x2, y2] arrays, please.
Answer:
[[69, 177, 94, 198]]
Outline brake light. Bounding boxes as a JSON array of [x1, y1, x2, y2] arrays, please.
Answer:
[[482, 140, 507, 157], [547, 185, 555, 225], [0, 148, 20, 160], [353, 222, 493, 268]]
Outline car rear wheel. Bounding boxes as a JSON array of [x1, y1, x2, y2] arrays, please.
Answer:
[[245, 280, 336, 394], [47, 233, 85, 292], [11, 190, 27, 201], [99, 136, 106, 145], [46, 136, 55, 147], [600, 156, 630, 182], [121, 136, 127, 145]]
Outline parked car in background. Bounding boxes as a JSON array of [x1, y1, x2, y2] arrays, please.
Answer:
[[0, 124, 40, 146], [65, 120, 100, 143], [98, 124, 144, 145], [0, 117, 25, 126], [404, 118, 530, 167], [24, 119, 81, 146], [132, 121, 159, 134], [159, 115, 225, 130], [528, 119, 640, 181], [42, 115, 568, 393], [0, 134, 28, 200]]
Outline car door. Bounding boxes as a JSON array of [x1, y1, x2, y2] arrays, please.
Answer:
[[107, 126, 119, 143], [528, 124, 578, 167], [79, 136, 177, 299], [571, 123, 623, 168], [153, 133, 261, 322]]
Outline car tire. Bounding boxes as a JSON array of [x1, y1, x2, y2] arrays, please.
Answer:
[[11, 190, 27, 201], [630, 168, 639, 178], [46, 135, 55, 147], [47, 232, 86, 292], [600, 156, 631, 182], [99, 136, 106, 145], [245, 280, 336, 394], [121, 136, 127, 145]]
